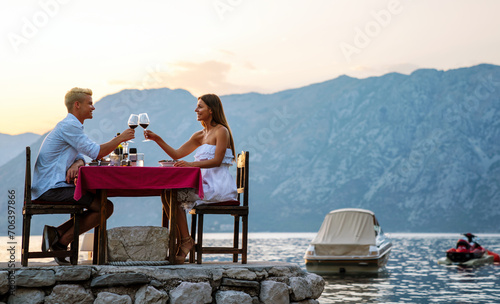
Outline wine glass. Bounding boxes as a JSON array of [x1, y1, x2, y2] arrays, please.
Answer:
[[139, 113, 151, 142], [127, 114, 139, 143]]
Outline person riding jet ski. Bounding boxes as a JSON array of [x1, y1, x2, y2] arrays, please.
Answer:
[[446, 233, 486, 263]]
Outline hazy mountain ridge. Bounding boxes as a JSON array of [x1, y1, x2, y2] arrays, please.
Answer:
[[229, 64, 500, 232], [1, 64, 499, 235], [0, 133, 41, 167]]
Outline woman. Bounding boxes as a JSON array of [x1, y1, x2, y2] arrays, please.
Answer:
[[145, 94, 237, 264]]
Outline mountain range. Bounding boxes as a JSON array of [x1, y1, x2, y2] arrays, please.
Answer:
[[1, 64, 499, 235], [0, 133, 40, 167]]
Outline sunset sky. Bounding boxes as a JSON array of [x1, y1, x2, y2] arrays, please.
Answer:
[[2, 0, 500, 135]]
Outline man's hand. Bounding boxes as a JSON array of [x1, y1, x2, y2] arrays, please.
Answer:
[[120, 128, 135, 142], [66, 159, 84, 183], [97, 128, 136, 160]]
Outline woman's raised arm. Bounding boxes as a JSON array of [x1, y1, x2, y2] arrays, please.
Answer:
[[146, 129, 202, 160], [175, 126, 230, 168]]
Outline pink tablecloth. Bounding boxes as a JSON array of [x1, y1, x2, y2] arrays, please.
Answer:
[[74, 166, 204, 200]]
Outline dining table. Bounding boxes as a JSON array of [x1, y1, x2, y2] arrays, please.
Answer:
[[74, 165, 204, 265]]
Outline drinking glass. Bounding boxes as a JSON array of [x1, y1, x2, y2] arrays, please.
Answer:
[[139, 113, 151, 142], [136, 153, 144, 167], [127, 114, 139, 143]]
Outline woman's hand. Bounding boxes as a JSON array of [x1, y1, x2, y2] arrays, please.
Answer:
[[174, 160, 194, 167], [144, 130, 160, 142]]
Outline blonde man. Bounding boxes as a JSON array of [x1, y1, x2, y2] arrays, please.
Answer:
[[33, 87, 135, 265]]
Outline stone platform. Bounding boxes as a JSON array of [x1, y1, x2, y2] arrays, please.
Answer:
[[0, 262, 324, 304]]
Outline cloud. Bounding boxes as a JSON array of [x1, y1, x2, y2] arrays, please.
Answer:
[[348, 63, 420, 78], [218, 49, 235, 56], [110, 60, 260, 97]]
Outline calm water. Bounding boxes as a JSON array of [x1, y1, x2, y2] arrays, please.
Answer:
[[3, 233, 500, 303], [204, 233, 500, 304]]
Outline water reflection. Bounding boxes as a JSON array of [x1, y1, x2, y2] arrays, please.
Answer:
[[320, 273, 393, 304]]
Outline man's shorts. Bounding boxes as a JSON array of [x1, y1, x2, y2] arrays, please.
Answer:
[[37, 187, 94, 207]]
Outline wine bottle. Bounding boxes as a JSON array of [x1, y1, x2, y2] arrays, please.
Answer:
[[116, 133, 124, 160]]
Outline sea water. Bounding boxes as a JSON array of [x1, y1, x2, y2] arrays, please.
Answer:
[[203, 233, 500, 303], [2, 233, 500, 303]]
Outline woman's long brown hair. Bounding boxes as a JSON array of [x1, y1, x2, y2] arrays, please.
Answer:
[[199, 94, 235, 160]]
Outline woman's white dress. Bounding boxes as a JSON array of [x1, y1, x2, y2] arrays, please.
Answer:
[[178, 144, 238, 210]]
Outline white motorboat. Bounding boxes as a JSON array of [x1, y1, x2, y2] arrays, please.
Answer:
[[304, 208, 392, 274]]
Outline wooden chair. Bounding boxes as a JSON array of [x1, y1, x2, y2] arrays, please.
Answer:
[[21, 146, 84, 266], [189, 151, 249, 264]]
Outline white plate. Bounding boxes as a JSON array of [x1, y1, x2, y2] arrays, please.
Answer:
[[159, 161, 176, 167]]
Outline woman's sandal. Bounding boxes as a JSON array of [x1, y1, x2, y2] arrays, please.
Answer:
[[175, 236, 194, 264]]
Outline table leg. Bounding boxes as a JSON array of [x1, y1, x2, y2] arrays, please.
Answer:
[[97, 189, 108, 265], [167, 189, 178, 264], [92, 226, 99, 265]]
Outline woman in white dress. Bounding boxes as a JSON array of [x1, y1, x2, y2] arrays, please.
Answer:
[[145, 94, 237, 264]]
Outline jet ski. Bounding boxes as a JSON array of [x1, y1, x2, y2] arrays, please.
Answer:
[[438, 233, 499, 266]]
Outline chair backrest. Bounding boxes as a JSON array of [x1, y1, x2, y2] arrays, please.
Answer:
[[236, 151, 249, 207], [24, 146, 32, 207]]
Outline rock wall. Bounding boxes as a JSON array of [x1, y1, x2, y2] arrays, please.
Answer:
[[0, 263, 324, 304], [107, 226, 170, 262]]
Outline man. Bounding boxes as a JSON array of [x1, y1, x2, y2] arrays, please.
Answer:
[[32, 87, 134, 265]]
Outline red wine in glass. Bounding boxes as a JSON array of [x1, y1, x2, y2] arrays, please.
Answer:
[[139, 113, 151, 142], [127, 114, 139, 142]]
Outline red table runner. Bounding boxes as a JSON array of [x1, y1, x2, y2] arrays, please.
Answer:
[[74, 166, 204, 200]]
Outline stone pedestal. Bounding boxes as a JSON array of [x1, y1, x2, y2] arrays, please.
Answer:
[[107, 226, 169, 262]]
